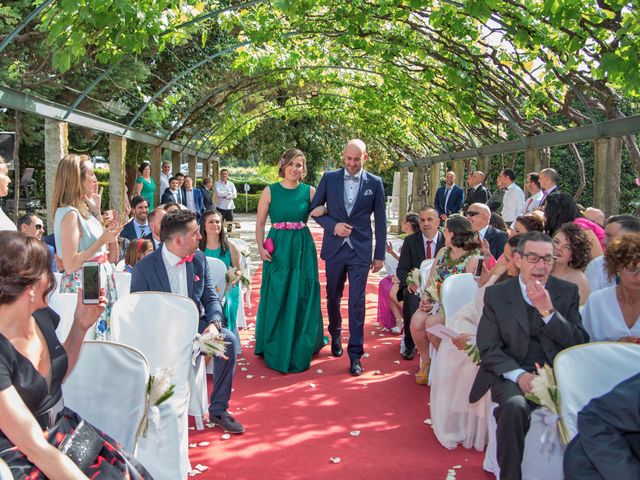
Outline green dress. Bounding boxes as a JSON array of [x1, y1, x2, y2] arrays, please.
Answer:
[[204, 246, 240, 335], [135, 176, 156, 209], [255, 182, 324, 373]]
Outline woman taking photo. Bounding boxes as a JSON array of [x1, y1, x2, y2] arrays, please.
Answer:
[[200, 209, 242, 344], [52, 154, 121, 340], [134, 162, 156, 210], [0, 231, 151, 479], [254, 148, 324, 373], [582, 232, 640, 342], [410, 215, 481, 384]]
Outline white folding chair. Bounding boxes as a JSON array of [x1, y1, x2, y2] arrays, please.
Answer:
[[0, 458, 13, 480], [419, 258, 435, 288], [115, 259, 126, 272], [114, 271, 132, 300], [48, 292, 78, 342], [441, 273, 478, 325], [206, 256, 228, 304], [555, 342, 640, 441], [110, 292, 199, 480], [63, 341, 149, 453]]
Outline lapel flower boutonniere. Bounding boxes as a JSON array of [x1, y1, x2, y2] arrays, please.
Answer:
[[194, 274, 201, 282]]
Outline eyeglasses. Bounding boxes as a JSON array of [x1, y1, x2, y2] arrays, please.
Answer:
[[520, 252, 556, 265], [34, 224, 44, 230], [465, 211, 480, 217]]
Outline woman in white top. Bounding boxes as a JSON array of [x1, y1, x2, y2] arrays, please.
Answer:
[[52, 154, 122, 339], [582, 232, 640, 343], [0, 158, 16, 231]]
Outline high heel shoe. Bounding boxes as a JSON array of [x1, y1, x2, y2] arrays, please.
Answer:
[[415, 356, 430, 385]]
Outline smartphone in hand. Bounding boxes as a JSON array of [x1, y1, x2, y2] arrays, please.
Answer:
[[82, 261, 101, 305], [474, 257, 484, 278]]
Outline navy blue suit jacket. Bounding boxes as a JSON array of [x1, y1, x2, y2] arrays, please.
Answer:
[[120, 220, 149, 242], [130, 247, 224, 329], [434, 184, 464, 217], [183, 188, 204, 219], [310, 168, 387, 264]]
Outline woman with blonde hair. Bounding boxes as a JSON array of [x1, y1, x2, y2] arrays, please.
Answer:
[[254, 148, 325, 373], [52, 154, 122, 339]]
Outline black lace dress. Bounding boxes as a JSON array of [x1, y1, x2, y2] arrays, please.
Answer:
[[0, 308, 152, 479]]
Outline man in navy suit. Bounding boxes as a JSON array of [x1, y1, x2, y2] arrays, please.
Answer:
[[465, 203, 508, 259], [161, 176, 184, 205], [182, 175, 204, 221], [130, 210, 244, 434], [120, 196, 150, 241], [434, 171, 464, 222], [310, 139, 387, 376]]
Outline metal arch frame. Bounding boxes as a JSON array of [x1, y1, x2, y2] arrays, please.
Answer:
[[0, 0, 55, 54]]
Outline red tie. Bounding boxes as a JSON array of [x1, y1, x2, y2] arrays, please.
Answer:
[[177, 254, 195, 265], [425, 240, 432, 259]]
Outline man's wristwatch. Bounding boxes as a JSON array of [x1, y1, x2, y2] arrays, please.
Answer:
[[539, 308, 555, 317]]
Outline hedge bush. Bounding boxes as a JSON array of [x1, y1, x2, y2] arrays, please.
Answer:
[[233, 192, 261, 213]]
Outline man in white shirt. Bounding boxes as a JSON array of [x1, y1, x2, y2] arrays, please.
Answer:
[[499, 168, 525, 226], [585, 214, 640, 292], [523, 172, 544, 214], [159, 161, 171, 196], [214, 169, 237, 222]]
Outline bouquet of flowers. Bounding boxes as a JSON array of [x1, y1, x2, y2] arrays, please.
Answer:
[[225, 266, 250, 290], [524, 364, 570, 444], [464, 340, 480, 365], [195, 329, 229, 359], [406, 268, 440, 301], [142, 367, 176, 438]]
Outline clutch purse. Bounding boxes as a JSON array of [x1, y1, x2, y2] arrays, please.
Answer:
[[263, 238, 275, 254], [58, 420, 103, 474]]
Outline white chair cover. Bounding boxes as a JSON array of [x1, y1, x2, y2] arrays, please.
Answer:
[[419, 259, 435, 289], [115, 259, 126, 272], [110, 292, 199, 480], [114, 271, 132, 300], [206, 257, 228, 304], [383, 239, 404, 276], [441, 273, 478, 325], [48, 292, 78, 342], [62, 341, 149, 453], [555, 342, 640, 441], [0, 458, 13, 480]]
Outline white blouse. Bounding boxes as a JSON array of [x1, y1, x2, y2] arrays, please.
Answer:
[[0, 207, 16, 231], [582, 286, 640, 341]]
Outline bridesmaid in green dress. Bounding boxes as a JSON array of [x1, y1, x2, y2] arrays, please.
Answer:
[[255, 148, 325, 373], [199, 209, 242, 345], [134, 162, 156, 209]]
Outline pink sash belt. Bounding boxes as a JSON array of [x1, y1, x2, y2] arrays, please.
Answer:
[[272, 222, 305, 230]]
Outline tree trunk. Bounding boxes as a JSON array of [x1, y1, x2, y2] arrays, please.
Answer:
[[569, 143, 586, 201]]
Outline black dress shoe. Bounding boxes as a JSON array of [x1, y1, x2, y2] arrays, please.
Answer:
[[401, 347, 416, 360], [331, 336, 343, 357], [349, 359, 364, 376]]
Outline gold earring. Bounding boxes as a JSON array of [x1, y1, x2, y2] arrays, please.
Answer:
[[30, 290, 35, 303]]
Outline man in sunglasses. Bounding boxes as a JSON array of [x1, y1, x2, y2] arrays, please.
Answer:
[[465, 203, 508, 259], [470, 231, 589, 480], [18, 213, 57, 272]]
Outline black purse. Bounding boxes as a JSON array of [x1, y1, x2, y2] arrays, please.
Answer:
[[58, 420, 103, 474]]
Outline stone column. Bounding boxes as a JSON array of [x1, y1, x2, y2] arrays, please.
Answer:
[[172, 150, 181, 176], [150, 145, 162, 207], [188, 155, 197, 180], [452, 160, 465, 187], [213, 160, 220, 181], [477, 155, 490, 177], [524, 147, 551, 177], [593, 137, 622, 216], [44, 119, 68, 230], [202, 159, 211, 180], [396, 167, 409, 232], [108, 135, 127, 213], [428, 163, 441, 204], [411, 165, 428, 211]]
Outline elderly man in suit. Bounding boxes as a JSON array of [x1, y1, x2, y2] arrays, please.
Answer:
[[395, 206, 444, 361], [465, 202, 508, 259], [462, 171, 490, 213], [131, 210, 244, 434], [434, 171, 464, 222], [470, 231, 589, 480], [310, 139, 387, 376]]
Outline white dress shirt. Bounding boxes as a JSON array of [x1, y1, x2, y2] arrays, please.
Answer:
[[585, 255, 615, 293], [159, 172, 170, 197], [161, 245, 188, 297], [134, 220, 150, 238], [185, 189, 196, 213], [477, 225, 489, 241], [344, 169, 362, 206], [214, 180, 237, 210], [422, 232, 439, 259], [503, 276, 555, 383], [523, 190, 543, 214], [501, 183, 525, 223]]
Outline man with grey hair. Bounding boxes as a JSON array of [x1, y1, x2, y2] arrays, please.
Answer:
[[462, 170, 490, 213], [585, 214, 640, 292], [465, 203, 508, 259]]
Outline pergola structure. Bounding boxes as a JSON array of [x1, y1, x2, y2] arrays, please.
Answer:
[[1, 1, 638, 225]]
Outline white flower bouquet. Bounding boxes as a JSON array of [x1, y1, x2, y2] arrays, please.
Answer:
[[524, 364, 570, 444], [195, 330, 229, 359], [142, 367, 176, 438]]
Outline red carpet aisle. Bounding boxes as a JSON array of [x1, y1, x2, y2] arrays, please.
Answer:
[[187, 225, 490, 480]]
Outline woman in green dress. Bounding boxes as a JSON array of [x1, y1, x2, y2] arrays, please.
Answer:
[[255, 148, 324, 373], [134, 162, 156, 209], [200, 209, 242, 348]]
